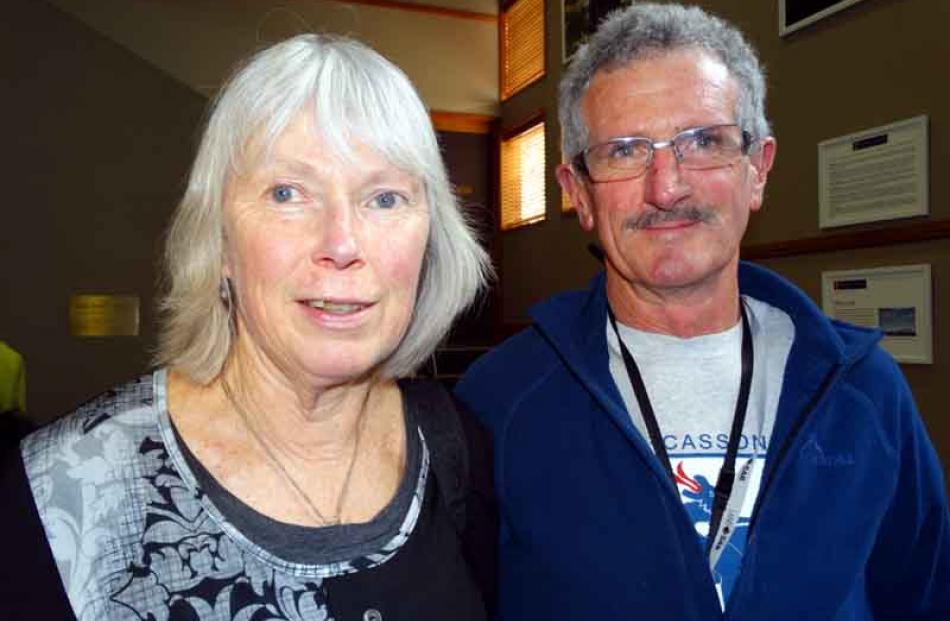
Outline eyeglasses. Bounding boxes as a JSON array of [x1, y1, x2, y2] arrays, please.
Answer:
[[573, 124, 754, 183]]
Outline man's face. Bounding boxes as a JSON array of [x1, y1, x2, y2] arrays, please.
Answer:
[[558, 49, 775, 302]]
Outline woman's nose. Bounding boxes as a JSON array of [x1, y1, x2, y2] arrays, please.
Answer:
[[311, 203, 362, 269]]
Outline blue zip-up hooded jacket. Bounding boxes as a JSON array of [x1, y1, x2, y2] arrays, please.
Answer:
[[456, 262, 950, 621]]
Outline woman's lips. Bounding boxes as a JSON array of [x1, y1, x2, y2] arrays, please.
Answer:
[[303, 299, 370, 314], [297, 299, 377, 327]]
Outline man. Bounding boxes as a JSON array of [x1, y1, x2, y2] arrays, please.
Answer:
[[455, 3, 950, 620]]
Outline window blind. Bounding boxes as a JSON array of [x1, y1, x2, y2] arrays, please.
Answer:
[[501, 0, 545, 100], [500, 121, 546, 230]]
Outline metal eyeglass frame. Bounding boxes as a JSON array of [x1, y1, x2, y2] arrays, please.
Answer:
[[571, 123, 755, 183]]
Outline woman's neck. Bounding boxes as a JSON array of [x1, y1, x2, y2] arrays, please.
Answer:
[[217, 338, 380, 462], [166, 360, 406, 525]]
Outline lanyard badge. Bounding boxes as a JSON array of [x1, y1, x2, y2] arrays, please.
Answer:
[[608, 302, 754, 562]]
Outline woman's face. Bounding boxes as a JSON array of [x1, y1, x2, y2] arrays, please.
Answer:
[[223, 112, 430, 388]]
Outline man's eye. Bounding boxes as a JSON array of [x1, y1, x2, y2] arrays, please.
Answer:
[[608, 142, 638, 159], [609, 144, 632, 159], [270, 184, 298, 203], [692, 130, 723, 149], [606, 140, 651, 161]]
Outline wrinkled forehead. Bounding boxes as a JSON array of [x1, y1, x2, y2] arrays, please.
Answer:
[[582, 48, 738, 133], [591, 47, 735, 98]]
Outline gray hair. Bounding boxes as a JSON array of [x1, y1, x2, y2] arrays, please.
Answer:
[[559, 2, 771, 160], [156, 34, 492, 383]]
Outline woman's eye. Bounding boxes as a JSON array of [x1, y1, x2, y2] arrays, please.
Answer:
[[270, 184, 298, 203], [372, 191, 404, 210]]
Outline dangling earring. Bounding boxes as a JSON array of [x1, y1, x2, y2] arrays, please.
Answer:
[[219, 277, 236, 331]]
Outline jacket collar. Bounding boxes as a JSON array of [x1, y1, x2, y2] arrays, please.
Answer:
[[736, 262, 882, 459], [737, 261, 881, 367], [528, 262, 883, 461], [528, 271, 647, 452]]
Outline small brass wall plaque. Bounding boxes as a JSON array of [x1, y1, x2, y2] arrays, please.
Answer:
[[69, 295, 140, 337]]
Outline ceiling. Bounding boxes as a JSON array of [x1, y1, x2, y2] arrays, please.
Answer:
[[372, 0, 496, 14], [45, 0, 500, 115]]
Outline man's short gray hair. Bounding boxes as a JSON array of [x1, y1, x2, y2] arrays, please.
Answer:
[[156, 34, 491, 383], [559, 2, 771, 160]]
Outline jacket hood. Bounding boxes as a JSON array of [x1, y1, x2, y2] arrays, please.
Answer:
[[527, 262, 885, 459]]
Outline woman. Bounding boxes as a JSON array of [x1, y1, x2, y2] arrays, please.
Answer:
[[2, 35, 494, 620]]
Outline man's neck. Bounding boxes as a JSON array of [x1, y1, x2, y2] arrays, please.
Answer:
[[606, 269, 741, 338]]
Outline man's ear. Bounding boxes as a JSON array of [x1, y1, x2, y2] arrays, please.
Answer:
[[748, 137, 776, 213], [556, 163, 595, 231]]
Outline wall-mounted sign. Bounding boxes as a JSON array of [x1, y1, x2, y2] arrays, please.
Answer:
[[818, 115, 928, 229], [821, 264, 932, 364], [780, 0, 868, 36], [69, 294, 140, 337]]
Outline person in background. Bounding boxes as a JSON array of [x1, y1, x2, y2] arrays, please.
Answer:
[[0, 340, 26, 415], [1, 34, 496, 620], [0, 340, 33, 449], [456, 3, 950, 620]]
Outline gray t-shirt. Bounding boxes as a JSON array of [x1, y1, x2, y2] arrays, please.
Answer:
[[607, 295, 794, 606]]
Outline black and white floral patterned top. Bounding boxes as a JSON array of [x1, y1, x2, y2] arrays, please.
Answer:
[[19, 370, 480, 621]]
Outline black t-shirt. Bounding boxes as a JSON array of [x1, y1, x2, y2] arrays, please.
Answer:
[[172, 402, 422, 566]]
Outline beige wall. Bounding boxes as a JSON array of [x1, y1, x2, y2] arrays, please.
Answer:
[[46, 0, 499, 115], [1, 0, 207, 421], [497, 0, 949, 470]]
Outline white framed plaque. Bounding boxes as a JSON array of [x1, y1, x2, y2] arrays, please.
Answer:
[[818, 115, 929, 229], [821, 264, 932, 364]]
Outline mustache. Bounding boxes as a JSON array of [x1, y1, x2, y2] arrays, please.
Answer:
[[624, 205, 716, 231]]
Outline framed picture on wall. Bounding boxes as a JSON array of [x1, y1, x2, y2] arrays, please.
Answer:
[[821, 264, 933, 364], [563, 0, 591, 62], [780, 0, 868, 36]]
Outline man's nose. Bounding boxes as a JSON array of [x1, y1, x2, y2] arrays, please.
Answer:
[[642, 146, 690, 210]]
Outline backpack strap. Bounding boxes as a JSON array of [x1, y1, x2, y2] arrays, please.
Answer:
[[400, 378, 468, 534], [400, 378, 498, 612]]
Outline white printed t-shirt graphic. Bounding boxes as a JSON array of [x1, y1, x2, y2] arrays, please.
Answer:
[[607, 296, 794, 608]]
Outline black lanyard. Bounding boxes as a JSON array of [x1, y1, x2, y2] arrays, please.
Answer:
[[608, 302, 753, 556]]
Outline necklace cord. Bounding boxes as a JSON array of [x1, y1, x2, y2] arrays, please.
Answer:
[[220, 374, 370, 527]]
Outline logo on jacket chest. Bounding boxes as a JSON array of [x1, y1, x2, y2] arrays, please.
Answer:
[[799, 434, 855, 467]]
